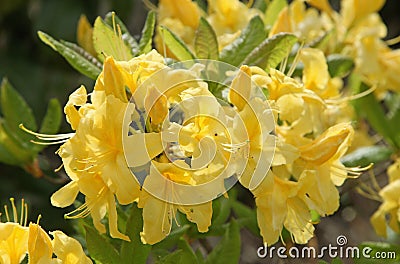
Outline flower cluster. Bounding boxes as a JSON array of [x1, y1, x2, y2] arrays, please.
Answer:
[[4, 0, 399, 261]]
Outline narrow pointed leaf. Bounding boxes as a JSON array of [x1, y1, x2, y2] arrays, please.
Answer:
[[139, 11, 156, 55], [219, 16, 266, 66], [93, 17, 133, 61], [159, 26, 195, 61], [242, 33, 297, 70], [38, 31, 101, 79], [195, 17, 219, 60]]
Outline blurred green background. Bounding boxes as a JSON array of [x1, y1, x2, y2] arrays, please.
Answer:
[[0, 0, 399, 234]]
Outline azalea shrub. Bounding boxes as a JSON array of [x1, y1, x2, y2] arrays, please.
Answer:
[[1, 0, 400, 263]]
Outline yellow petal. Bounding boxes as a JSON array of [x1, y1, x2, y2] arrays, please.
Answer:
[[28, 223, 53, 264], [139, 193, 172, 245], [300, 48, 329, 92], [229, 65, 252, 111], [124, 133, 164, 167], [306, 0, 333, 14], [144, 86, 168, 125], [299, 123, 353, 165], [0, 223, 29, 264], [50, 230, 93, 264], [51, 181, 79, 208], [77, 15, 96, 56], [95, 57, 131, 102], [179, 202, 212, 233], [106, 193, 130, 241]]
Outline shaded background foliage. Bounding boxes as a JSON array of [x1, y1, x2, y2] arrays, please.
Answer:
[[0, 0, 399, 246]]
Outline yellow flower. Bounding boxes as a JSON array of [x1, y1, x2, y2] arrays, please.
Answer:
[[371, 159, 400, 237], [0, 199, 92, 264], [138, 161, 213, 244], [270, 0, 326, 43], [207, 0, 261, 34], [52, 91, 140, 240], [254, 172, 314, 245], [0, 223, 28, 264], [371, 179, 400, 237], [300, 48, 342, 99], [155, 0, 201, 57], [340, 0, 385, 28]]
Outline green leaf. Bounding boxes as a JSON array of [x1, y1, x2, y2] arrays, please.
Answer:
[[176, 238, 199, 264], [205, 220, 241, 264], [242, 33, 297, 71], [212, 197, 231, 226], [0, 78, 37, 143], [351, 75, 399, 149], [85, 225, 122, 264], [159, 26, 196, 61], [219, 16, 267, 66], [139, 11, 156, 55], [154, 225, 191, 250], [195, 0, 207, 12], [38, 31, 101, 80], [230, 200, 259, 236], [39, 98, 61, 134], [341, 146, 393, 167], [120, 204, 151, 264], [327, 54, 354, 78], [104, 12, 140, 55], [156, 240, 200, 264], [355, 242, 400, 264], [93, 17, 133, 61], [0, 119, 30, 165], [264, 0, 287, 26], [195, 249, 205, 264], [157, 250, 186, 264], [253, 0, 268, 12], [195, 17, 219, 60]]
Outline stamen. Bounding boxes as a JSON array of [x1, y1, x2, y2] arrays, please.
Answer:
[[386, 35, 400, 46], [4, 205, 10, 222], [24, 203, 28, 226], [19, 124, 74, 139], [37, 214, 42, 224], [287, 41, 305, 77], [19, 199, 24, 225], [30, 139, 69, 145], [10, 198, 17, 222], [326, 85, 376, 105], [54, 164, 64, 172]]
